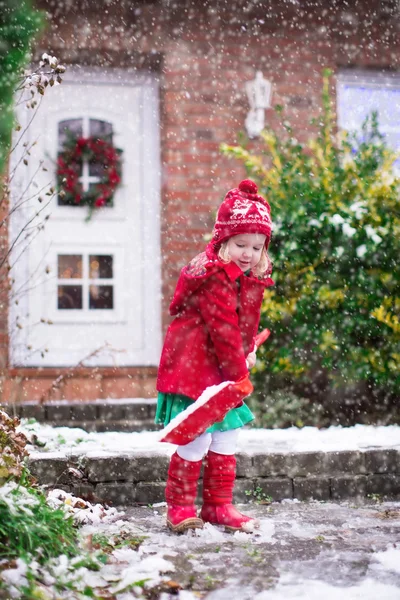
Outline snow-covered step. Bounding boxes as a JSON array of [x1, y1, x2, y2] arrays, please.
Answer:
[[2, 398, 158, 432], [27, 448, 400, 506], [24, 424, 400, 506]]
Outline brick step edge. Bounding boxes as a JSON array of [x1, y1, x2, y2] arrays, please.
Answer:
[[27, 449, 400, 506], [1, 399, 157, 424]]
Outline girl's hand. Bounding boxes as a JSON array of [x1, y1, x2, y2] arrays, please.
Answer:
[[246, 350, 257, 370]]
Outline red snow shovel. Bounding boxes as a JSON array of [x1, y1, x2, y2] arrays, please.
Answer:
[[158, 329, 270, 445]]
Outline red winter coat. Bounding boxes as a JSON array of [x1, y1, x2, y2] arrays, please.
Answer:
[[157, 247, 274, 401]]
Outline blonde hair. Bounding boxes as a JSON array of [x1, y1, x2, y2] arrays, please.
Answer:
[[218, 240, 272, 278]]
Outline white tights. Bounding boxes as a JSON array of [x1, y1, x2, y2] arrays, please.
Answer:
[[176, 429, 239, 462]]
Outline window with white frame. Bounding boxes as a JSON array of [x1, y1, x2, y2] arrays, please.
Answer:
[[57, 253, 114, 310], [337, 70, 400, 170]]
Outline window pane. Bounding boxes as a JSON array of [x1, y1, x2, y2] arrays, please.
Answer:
[[58, 285, 82, 310], [89, 285, 113, 309], [58, 119, 83, 206], [58, 255, 83, 279], [88, 121, 114, 206], [89, 255, 113, 279], [58, 119, 83, 149], [88, 162, 105, 178], [89, 119, 113, 141]]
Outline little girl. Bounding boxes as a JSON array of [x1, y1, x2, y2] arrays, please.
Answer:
[[156, 179, 274, 533]]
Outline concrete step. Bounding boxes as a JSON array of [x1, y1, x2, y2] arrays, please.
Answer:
[[27, 448, 400, 507], [2, 399, 158, 432]]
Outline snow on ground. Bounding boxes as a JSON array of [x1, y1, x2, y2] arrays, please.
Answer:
[[46, 488, 124, 524], [63, 501, 400, 599], [19, 420, 400, 458], [8, 419, 399, 597], [2, 483, 399, 598], [251, 542, 400, 600], [252, 577, 400, 600], [370, 544, 400, 575]]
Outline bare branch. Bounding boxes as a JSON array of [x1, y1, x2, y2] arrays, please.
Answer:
[[1, 194, 54, 271], [10, 98, 42, 155], [39, 344, 124, 404]]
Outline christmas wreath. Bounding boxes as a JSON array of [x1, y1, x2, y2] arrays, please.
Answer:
[[57, 135, 122, 218]]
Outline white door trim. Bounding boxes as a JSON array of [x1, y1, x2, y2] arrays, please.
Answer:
[[9, 67, 161, 367]]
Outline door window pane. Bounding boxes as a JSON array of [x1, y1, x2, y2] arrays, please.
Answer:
[[58, 119, 83, 149], [90, 119, 113, 141], [58, 255, 82, 279], [88, 162, 105, 178], [89, 285, 113, 309], [89, 255, 113, 279], [58, 285, 83, 309], [57, 119, 84, 206], [56, 254, 114, 311]]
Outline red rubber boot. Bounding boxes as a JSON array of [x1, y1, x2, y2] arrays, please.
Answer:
[[165, 451, 204, 533], [200, 451, 259, 532]]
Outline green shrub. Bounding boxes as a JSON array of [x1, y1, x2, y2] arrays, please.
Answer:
[[0, 408, 80, 585], [0, 0, 44, 176], [222, 70, 400, 422], [0, 481, 79, 564], [247, 390, 325, 429]]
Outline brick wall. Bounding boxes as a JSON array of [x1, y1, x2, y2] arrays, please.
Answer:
[[2, 0, 399, 402], [2, 367, 158, 403]]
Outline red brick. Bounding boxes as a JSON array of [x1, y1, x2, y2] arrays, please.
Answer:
[[102, 376, 141, 399], [0, 378, 20, 404], [62, 377, 103, 401], [139, 375, 157, 398], [21, 378, 58, 402]]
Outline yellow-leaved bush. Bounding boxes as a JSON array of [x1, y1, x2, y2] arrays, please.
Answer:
[[222, 71, 400, 425]]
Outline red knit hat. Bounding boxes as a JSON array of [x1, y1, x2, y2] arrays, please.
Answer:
[[210, 179, 272, 250]]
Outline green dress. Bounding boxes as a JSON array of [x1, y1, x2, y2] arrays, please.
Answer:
[[155, 391, 254, 433]]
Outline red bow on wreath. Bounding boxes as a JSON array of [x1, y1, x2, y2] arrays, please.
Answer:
[[57, 135, 123, 219]]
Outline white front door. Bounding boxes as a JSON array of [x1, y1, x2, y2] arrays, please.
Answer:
[[9, 68, 161, 367]]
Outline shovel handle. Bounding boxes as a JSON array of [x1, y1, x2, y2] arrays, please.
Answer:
[[254, 328, 271, 349]]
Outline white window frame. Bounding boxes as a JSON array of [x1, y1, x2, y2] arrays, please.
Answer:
[[48, 246, 124, 323]]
